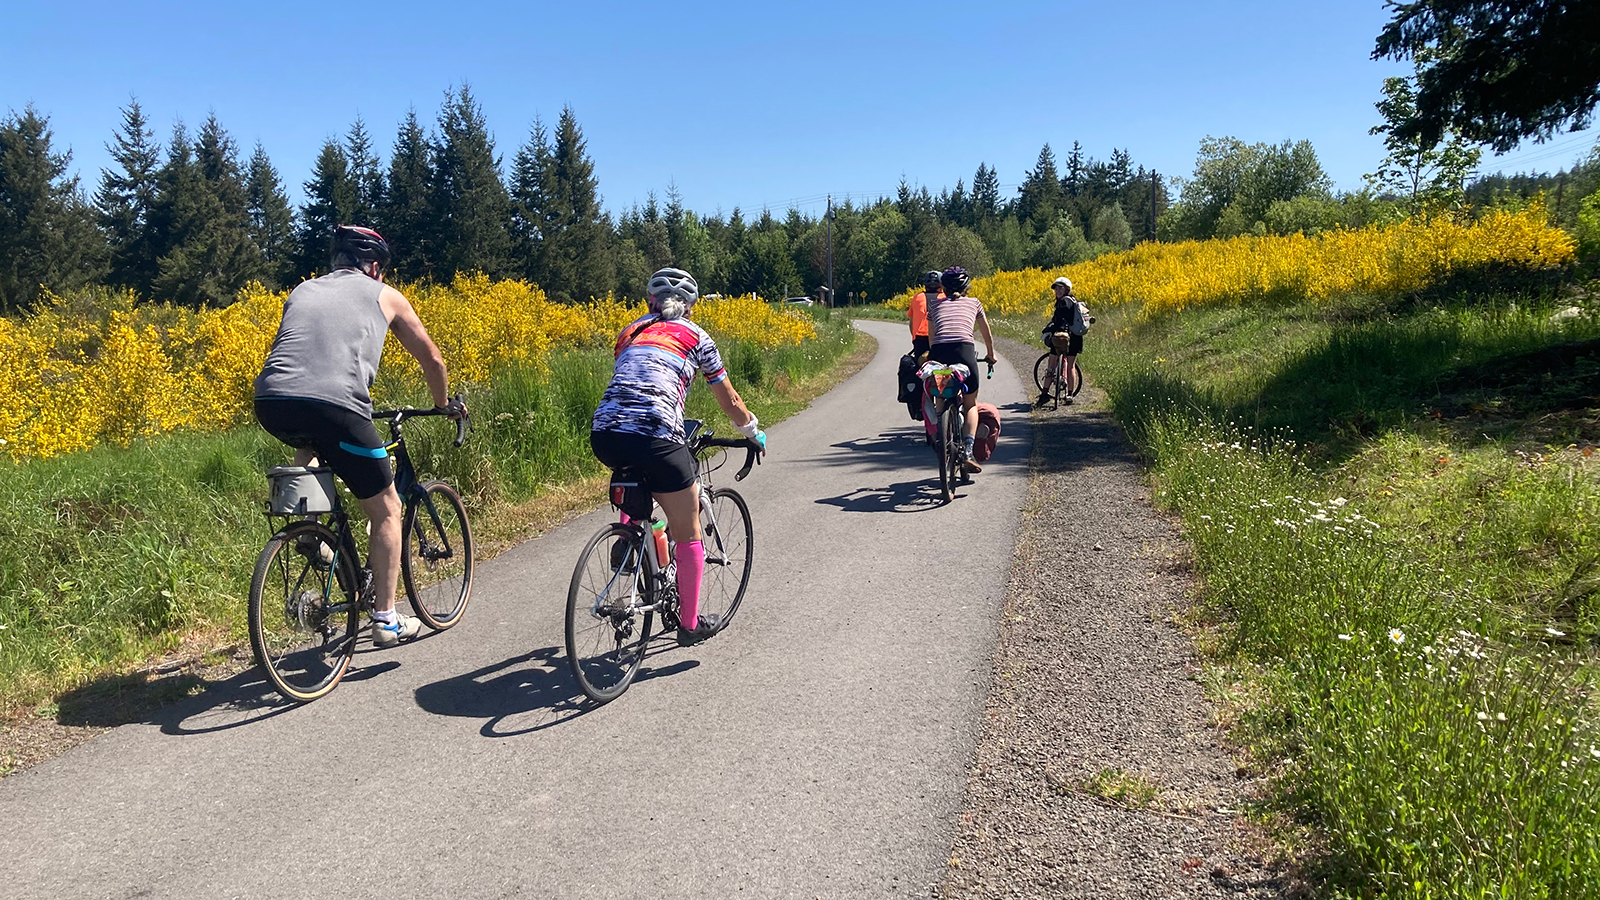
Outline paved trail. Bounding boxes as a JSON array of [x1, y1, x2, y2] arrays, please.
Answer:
[[0, 319, 1032, 900]]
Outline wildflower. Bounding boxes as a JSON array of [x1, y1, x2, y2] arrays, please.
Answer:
[[1545, 627, 1567, 637], [1389, 628, 1406, 645], [1496, 712, 1506, 721], [1476, 711, 1489, 721]]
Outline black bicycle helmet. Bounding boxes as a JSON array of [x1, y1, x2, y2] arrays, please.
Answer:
[[940, 266, 971, 295], [333, 225, 392, 267], [923, 270, 942, 288]]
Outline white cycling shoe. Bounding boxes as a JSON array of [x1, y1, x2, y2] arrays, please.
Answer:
[[371, 613, 423, 648]]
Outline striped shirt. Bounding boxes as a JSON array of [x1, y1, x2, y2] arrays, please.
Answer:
[[591, 315, 728, 442], [927, 294, 986, 345]]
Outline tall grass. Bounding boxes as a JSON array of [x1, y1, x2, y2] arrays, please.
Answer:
[[0, 312, 857, 709], [1039, 289, 1600, 897]]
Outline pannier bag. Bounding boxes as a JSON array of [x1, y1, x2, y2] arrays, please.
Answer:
[[897, 352, 924, 420], [973, 403, 1002, 462], [266, 466, 338, 515]]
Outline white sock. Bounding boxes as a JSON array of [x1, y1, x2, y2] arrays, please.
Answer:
[[373, 609, 396, 625]]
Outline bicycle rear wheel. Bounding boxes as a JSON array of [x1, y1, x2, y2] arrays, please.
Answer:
[[248, 521, 360, 703], [699, 487, 753, 627], [935, 404, 953, 502], [402, 481, 474, 630], [565, 523, 653, 704]]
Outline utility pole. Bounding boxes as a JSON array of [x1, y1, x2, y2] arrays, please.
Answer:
[[825, 195, 835, 307], [1150, 170, 1159, 242]]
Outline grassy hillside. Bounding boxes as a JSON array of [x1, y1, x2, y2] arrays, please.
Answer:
[[987, 215, 1600, 896]]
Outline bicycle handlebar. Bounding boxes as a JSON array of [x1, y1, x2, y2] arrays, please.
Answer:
[[371, 394, 471, 447], [694, 435, 764, 481]]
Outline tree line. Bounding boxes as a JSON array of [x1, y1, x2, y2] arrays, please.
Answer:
[[0, 87, 1181, 311]]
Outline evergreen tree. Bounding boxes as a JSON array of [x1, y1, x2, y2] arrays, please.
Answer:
[[379, 108, 434, 278], [664, 182, 717, 285], [509, 117, 552, 285], [1016, 143, 1062, 229], [295, 138, 355, 276], [345, 116, 385, 225], [0, 106, 104, 310], [95, 99, 162, 295], [538, 105, 609, 301], [150, 115, 264, 305], [971, 163, 1001, 223], [245, 142, 297, 287], [1062, 141, 1086, 196], [431, 85, 512, 279]]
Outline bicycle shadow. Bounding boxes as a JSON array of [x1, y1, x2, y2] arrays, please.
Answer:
[[813, 479, 947, 514], [411, 642, 699, 737], [794, 428, 938, 475]]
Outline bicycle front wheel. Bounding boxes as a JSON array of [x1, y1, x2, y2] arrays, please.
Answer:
[[402, 481, 474, 630], [699, 487, 753, 627], [1033, 354, 1053, 393], [565, 523, 653, 704], [248, 521, 360, 703]]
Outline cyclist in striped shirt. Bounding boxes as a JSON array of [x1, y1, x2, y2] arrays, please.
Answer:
[[927, 267, 997, 473]]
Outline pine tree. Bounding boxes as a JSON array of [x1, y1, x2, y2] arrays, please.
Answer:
[[150, 115, 264, 305], [345, 116, 385, 225], [431, 85, 512, 279], [1062, 142, 1086, 196], [1017, 144, 1062, 229], [379, 108, 434, 278], [295, 138, 355, 276], [0, 106, 104, 310], [245, 142, 296, 287], [971, 163, 1001, 224], [538, 105, 609, 302], [509, 117, 552, 285], [95, 99, 162, 295]]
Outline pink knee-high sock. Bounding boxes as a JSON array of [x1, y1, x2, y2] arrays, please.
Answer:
[[675, 540, 705, 627]]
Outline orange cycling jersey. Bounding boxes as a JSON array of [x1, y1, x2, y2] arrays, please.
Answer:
[[908, 291, 934, 337]]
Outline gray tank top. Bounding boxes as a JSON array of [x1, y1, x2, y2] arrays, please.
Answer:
[[253, 268, 389, 415]]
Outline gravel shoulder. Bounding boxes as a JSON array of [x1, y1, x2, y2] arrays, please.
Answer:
[[935, 336, 1289, 899]]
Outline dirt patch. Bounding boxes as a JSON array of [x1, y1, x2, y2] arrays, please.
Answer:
[[933, 337, 1291, 898]]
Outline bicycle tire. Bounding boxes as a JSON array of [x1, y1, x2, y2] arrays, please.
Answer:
[[248, 521, 360, 703], [699, 487, 754, 627], [949, 403, 971, 487], [565, 523, 653, 704], [1033, 354, 1053, 394], [402, 481, 474, 630], [935, 403, 953, 502]]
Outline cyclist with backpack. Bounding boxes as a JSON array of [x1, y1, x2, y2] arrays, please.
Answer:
[[927, 266, 997, 473], [590, 267, 767, 646], [1037, 276, 1088, 406]]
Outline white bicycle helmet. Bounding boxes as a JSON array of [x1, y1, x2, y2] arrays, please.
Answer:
[[647, 267, 699, 320], [1052, 276, 1072, 292]]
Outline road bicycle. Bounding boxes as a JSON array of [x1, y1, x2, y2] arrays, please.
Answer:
[[247, 401, 473, 703], [565, 420, 762, 704], [1033, 350, 1083, 409], [922, 361, 993, 503]]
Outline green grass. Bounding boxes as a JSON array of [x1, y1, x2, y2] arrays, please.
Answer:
[[1002, 286, 1600, 897], [0, 313, 858, 710]]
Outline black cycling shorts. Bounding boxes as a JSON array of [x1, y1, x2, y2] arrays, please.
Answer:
[[928, 341, 980, 397], [590, 429, 698, 494], [254, 397, 394, 500], [911, 334, 930, 357]]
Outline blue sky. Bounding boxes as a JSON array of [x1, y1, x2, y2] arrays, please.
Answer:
[[4, 0, 1595, 217]]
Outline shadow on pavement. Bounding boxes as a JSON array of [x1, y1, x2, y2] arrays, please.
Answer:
[[1029, 406, 1142, 475], [814, 479, 947, 513], [412, 642, 699, 737]]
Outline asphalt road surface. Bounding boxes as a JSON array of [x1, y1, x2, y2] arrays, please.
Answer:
[[0, 319, 1032, 900]]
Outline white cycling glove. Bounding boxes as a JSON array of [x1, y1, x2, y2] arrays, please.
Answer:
[[735, 415, 761, 440]]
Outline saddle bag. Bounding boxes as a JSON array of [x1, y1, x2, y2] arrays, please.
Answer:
[[608, 475, 653, 521]]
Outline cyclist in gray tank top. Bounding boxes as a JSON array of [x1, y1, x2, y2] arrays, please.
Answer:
[[253, 226, 466, 649]]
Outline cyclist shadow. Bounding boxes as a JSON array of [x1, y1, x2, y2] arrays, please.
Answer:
[[411, 644, 698, 737], [795, 428, 935, 474], [814, 479, 946, 513], [122, 655, 392, 736]]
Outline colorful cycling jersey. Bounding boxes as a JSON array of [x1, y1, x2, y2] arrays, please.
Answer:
[[591, 315, 728, 442], [928, 294, 986, 345]]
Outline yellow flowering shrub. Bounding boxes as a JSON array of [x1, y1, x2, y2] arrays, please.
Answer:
[[0, 276, 814, 461], [889, 206, 1576, 321]]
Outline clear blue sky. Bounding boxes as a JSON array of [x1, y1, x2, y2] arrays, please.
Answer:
[[4, 0, 1595, 217]]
